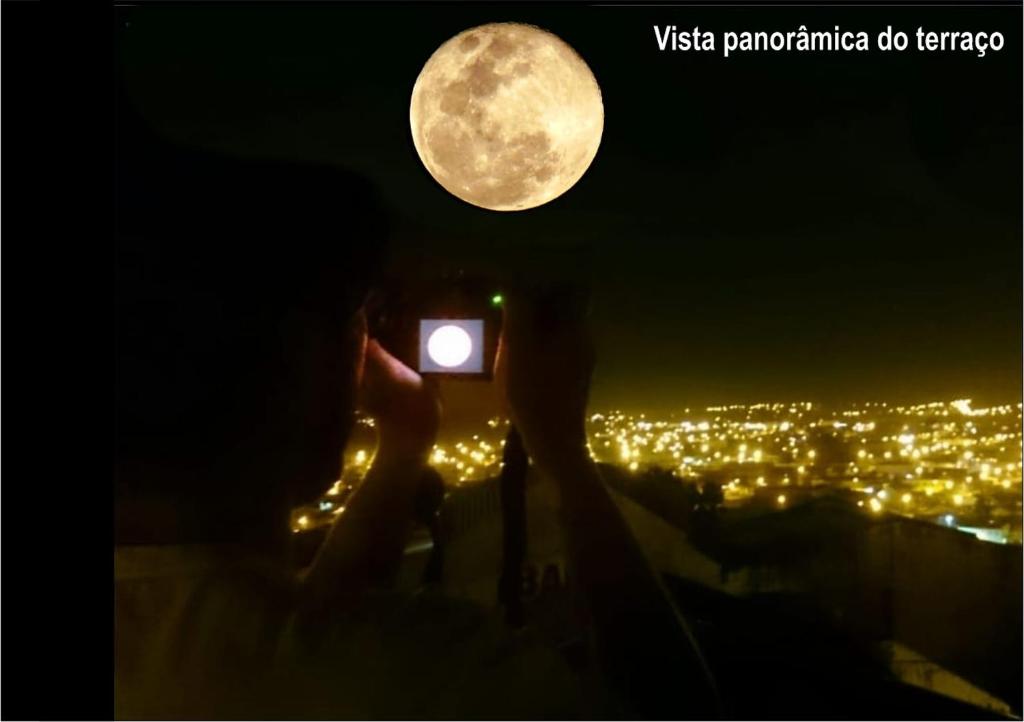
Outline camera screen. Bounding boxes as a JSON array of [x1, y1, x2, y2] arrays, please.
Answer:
[[419, 319, 485, 374]]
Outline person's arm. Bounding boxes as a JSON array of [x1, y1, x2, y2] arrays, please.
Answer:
[[300, 339, 440, 606], [500, 285, 721, 718]]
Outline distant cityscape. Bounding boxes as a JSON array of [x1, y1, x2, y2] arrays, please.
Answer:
[[293, 398, 1022, 545]]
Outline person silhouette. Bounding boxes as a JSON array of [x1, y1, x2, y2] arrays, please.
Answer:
[[115, 86, 719, 719], [413, 466, 447, 585]]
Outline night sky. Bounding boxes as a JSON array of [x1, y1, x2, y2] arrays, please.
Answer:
[[117, 3, 1022, 414]]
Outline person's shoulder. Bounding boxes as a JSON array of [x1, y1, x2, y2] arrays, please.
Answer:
[[115, 545, 298, 641], [115, 547, 299, 718], [313, 590, 594, 719], [115, 549, 593, 719]]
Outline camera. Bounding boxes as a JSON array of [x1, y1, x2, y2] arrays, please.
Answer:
[[366, 274, 503, 380]]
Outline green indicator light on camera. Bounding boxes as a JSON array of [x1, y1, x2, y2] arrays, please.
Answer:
[[491, 294, 503, 306]]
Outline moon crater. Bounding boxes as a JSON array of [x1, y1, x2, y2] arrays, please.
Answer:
[[411, 23, 603, 211]]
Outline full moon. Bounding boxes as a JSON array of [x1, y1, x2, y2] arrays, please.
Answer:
[[410, 23, 603, 211], [426, 324, 474, 368]]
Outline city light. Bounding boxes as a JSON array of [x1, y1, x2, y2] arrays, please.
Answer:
[[291, 398, 1021, 542]]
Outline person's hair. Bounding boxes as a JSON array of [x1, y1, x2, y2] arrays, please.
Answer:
[[115, 104, 388, 525]]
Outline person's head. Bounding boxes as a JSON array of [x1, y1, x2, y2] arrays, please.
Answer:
[[115, 120, 388, 546]]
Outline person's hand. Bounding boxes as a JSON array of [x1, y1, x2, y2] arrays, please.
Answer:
[[302, 339, 442, 601], [359, 338, 441, 460], [497, 283, 595, 479]]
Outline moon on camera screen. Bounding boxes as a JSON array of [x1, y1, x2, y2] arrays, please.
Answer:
[[428, 325, 473, 367], [419, 319, 485, 373]]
